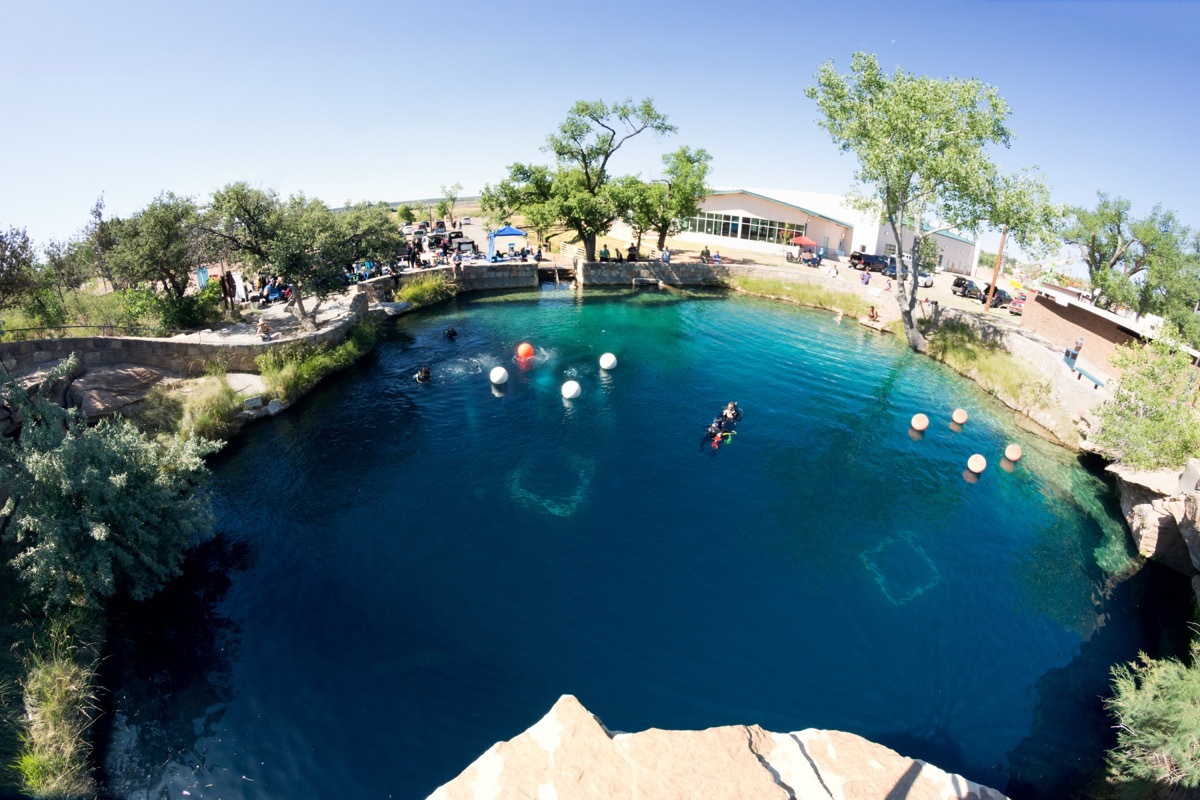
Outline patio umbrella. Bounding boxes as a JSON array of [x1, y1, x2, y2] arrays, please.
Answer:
[[789, 235, 817, 247]]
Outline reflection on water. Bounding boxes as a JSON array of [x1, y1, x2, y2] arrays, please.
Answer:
[[98, 289, 1193, 800]]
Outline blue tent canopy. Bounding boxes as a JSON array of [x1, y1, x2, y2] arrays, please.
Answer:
[[487, 225, 529, 259]]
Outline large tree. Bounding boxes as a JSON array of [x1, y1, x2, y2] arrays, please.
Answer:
[[0, 227, 38, 314], [1063, 194, 1200, 338], [485, 99, 676, 261], [807, 53, 1056, 351]]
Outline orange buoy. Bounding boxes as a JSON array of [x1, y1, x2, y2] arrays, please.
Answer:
[[1005, 443, 1023, 462], [967, 454, 987, 474], [911, 413, 929, 432], [952, 408, 969, 425], [517, 342, 534, 359]]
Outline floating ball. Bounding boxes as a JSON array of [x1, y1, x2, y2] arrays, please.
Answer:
[[952, 408, 969, 425], [599, 352, 618, 370], [967, 454, 987, 474], [561, 380, 581, 399], [517, 342, 534, 358], [911, 413, 929, 432], [489, 366, 508, 385], [1005, 443, 1023, 462]]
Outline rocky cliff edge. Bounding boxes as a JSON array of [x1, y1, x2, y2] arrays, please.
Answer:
[[429, 695, 1008, 800]]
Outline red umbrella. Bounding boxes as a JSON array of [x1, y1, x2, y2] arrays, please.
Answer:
[[789, 235, 817, 246]]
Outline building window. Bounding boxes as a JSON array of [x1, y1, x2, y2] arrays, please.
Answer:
[[684, 212, 806, 244], [885, 244, 897, 255]]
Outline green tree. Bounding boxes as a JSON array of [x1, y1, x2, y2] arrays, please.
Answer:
[[638, 146, 712, 250], [202, 182, 283, 271], [397, 203, 416, 224], [0, 226, 38, 314], [486, 99, 676, 261], [1093, 333, 1200, 470], [440, 182, 463, 224], [807, 53, 1056, 351], [436, 200, 451, 221], [82, 195, 121, 292], [110, 192, 202, 302], [1064, 194, 1200, 343], [332, 201, 405, 271], [1105, 639, 1200, 791], [0, 358, 217, 610]]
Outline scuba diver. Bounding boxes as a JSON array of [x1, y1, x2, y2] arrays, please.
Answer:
[[415, 366, 431, 383], [703, 402, 743, 450], [444, 326, 457, 340]]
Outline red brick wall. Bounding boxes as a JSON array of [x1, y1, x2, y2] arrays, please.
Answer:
[[1022, 294, 1138, 377]]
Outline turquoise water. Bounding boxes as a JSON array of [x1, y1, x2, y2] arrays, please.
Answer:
[[99, 287, 1192, 799]]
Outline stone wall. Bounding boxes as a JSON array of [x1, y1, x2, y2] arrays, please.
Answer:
[[579, 260, 728, 286], [0, 306, 361, 376], [360, 264, 538, 301]]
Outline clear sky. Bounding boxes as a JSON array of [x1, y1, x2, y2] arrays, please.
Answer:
[[3, 0, 1197, 258]]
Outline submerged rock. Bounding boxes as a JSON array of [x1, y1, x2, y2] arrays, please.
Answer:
[[429, 695, 1008, 800]]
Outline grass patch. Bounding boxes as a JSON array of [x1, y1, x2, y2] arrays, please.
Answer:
[[179, 376, 242, 441], [725, 276, 870, 318], [394, 273, 455, 307], [924, 319, 1048, 410], [257, 318, 380, 403], [12, 611, 102, 800]]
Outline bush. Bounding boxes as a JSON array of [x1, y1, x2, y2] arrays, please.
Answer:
[[1, 364, 217, 610], [256, 318, 379, 403], [1105, 639, 1200, 793], [395, 273, 454, 307], [1094, 336, 1200, 470]]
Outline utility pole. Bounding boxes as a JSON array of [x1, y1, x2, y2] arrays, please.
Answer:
[[984, 225, 1007, 310]]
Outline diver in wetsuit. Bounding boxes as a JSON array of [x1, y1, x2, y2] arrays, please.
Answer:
[[415, 366, 431, 383], [444, 326, 457, 340]]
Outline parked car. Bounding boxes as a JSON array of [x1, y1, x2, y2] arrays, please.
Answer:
[[1009, 293, 1027, 315], [432, 227, 447, 236], [849, 252, 892, 272], [460, 216, 472, 225], [917, 271, 934, 287], [980, 285, 1013, 308], [401, 225, 415, 235], [448, 230, 464, 240], [952, 277, 983, 299]]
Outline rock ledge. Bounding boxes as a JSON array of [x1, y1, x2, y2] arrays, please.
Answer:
[[429, 695, 1008, 800]]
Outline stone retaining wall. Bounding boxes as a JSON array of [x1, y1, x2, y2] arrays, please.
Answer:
[[360, 263, 538, 301], [0, 309, 360, 376]]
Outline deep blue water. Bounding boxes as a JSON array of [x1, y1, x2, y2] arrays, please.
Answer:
[[99, 287, 1192, 799]]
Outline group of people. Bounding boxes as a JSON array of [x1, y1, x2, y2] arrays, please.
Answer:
[[699, 247, 722, 265], [704, 401, 743, 449], [598, 244, 638, 263]]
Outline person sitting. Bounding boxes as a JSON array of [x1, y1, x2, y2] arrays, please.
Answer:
[[867, 305, 880, 322], [599, 245, 610, 262], [700, 246, 711, 264], [256, 319, 272, 342], [627, 244, 638, 262], [712, 251, 721, 265], [614, 250, 624, 263], [415, 366, 431, 383], [534, 248, 543, 262]]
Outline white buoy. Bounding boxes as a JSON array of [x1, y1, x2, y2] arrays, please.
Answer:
[[1005, 443, 1023, 462], [968, 454, 987, 474], [490, 366, 509, 385], [911, 413, 929, 431], [599, 352, 618, 370], [561, 380, 581, 399]]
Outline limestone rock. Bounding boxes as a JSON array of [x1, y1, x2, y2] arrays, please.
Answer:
[[67, 365, 165, 419], [349, 292, 369, 318], [1179, 459, 1200, 494], [1176, 493, 1200, 573], [429, 695, 1009, 800], [1108, 463, 1183, 497]]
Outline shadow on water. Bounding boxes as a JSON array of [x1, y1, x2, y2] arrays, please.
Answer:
[[1002, 560, 1194, 800], [95, 534, 252, 798]]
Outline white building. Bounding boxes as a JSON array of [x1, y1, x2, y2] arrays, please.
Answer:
[[669, 189, 981, 275]]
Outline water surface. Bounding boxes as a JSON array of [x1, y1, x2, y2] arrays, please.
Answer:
[[100, 287, 1192, 799]]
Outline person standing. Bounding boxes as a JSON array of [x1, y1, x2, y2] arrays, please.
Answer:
[[661, 247, 671, 264]]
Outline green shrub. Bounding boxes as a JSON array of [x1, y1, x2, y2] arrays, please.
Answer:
[[256, 319, 379, 403], [130, 385, 185, 437], [12, 613, 100, 800], [1105, 640, 1200, 793], [1094, 336, 1200, 470], [394, 273, 454, 307], [725, 275, 869, 318], [180, 376, 242, 441]]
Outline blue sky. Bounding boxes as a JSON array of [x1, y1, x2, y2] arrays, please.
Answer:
[[3, 0, 1197, 258]]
